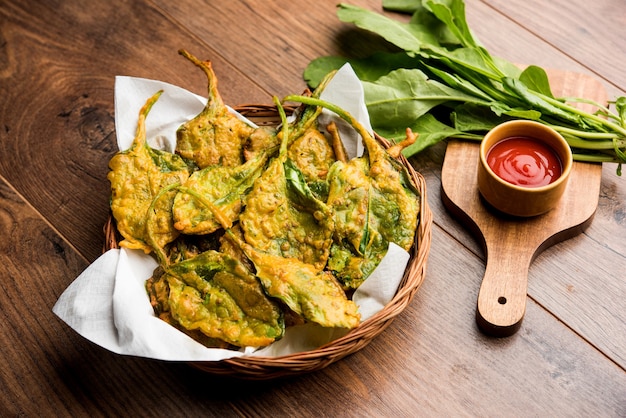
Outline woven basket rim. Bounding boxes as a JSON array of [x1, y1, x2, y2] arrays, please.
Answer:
[[103, 103, 433, 379]]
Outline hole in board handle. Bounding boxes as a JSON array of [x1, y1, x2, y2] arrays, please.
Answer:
[[498, 296, 507, 305]]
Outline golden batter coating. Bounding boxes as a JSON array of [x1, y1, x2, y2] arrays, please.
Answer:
[[172, 151, 269, 235], [175, 50, 273, 169], [111, 59, 422, 350], [325, 112, 420, 289], [108, 91, 190, 257], [240, 100, 334, 272], [153, 250, 285, 348]]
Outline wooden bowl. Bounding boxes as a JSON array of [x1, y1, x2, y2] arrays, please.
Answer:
[[477, 120, 573, 217]]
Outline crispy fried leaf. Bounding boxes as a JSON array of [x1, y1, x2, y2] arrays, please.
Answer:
[[239, 100, 335, 271], [162, 250, 284, 348], [287, 125, 336, 201], [283, 95, 420, 289], [226, 232, 360, 329], [108, 91, 190, 255], [175, 49, 273, 168], [172, 152, 268, 235], [326, 133, 420, 288]]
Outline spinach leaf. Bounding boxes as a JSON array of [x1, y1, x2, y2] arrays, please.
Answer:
[[519, 65, 556, 98], [424, 0, 477, 49], [303, 52, 420, 88], [337, 4, 424, 53], [363, 68, 484, 130]]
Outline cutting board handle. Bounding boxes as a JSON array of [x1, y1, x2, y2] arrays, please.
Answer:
[[440, 69, 606, 337], [476, 244, 533, 337]]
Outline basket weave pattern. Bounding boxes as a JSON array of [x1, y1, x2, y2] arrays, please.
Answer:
[[104, 104, 433, 379]]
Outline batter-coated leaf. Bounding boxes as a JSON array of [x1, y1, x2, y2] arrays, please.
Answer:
[[108, 91, 190, 256], [158, 250, 285, 348], [283, 95, 420, 289], [175, 49, 274, 168], [287, 123, 336, 201], [327, 127, 420, 288], [171, 151, 268, 235], [239, 99, 335, 271], [224, 231, 360, 329], [283, 72, 337, 200]]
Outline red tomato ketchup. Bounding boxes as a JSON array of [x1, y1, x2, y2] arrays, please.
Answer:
[[487, 136, 562, 187]]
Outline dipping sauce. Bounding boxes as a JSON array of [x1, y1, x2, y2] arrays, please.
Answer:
[[487, 136, 562, 187]]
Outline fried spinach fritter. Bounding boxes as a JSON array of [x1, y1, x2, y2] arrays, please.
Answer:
[[327, 126, 420, 289], [172, 151, 269, 235], [175, 49, 274, 168], [239, 100, 335, 271], [108, 91, 190, 257], [149, 250, 285, 348], [225, 230, 360, 329], [282, 95, 420, 289]]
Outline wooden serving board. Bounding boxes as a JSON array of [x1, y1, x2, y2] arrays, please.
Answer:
[[441, 69, 608, 337]]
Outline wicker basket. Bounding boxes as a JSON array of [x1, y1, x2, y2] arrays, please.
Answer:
[[104, 104, 433, 379]]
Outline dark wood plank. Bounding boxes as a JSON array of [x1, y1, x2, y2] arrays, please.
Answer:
[[482, 0, 626, 93], [0, 0, 624, 415], [0, 0, 272, 263], [154, 0, 392, 99]]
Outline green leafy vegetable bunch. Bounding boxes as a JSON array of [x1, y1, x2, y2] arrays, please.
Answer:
[[304, 0, 626, 174]]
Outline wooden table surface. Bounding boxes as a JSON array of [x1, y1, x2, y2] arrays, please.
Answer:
[[1, 0, 624, 416]]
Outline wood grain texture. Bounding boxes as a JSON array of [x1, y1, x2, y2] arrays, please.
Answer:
[[443, 141, 602, 335], [441, 69, 608, 337], [0, 0, 269, 262], [482, 0, 626, 93], [0, 0, 624, 415], [153, 0, 392, 99], [467, 0, 625, 100]]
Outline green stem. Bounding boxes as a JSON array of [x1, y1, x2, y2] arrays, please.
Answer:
[[537, 92, 626, 137], [572, 153, 620, 163], [283, 94, 373, 145], [274, 96, 290, 157], [565, 138, 620, 151], [551, 126, 620, 142]]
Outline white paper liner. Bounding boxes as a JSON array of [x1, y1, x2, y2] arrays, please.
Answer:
[[53, 64, 410, 362]]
